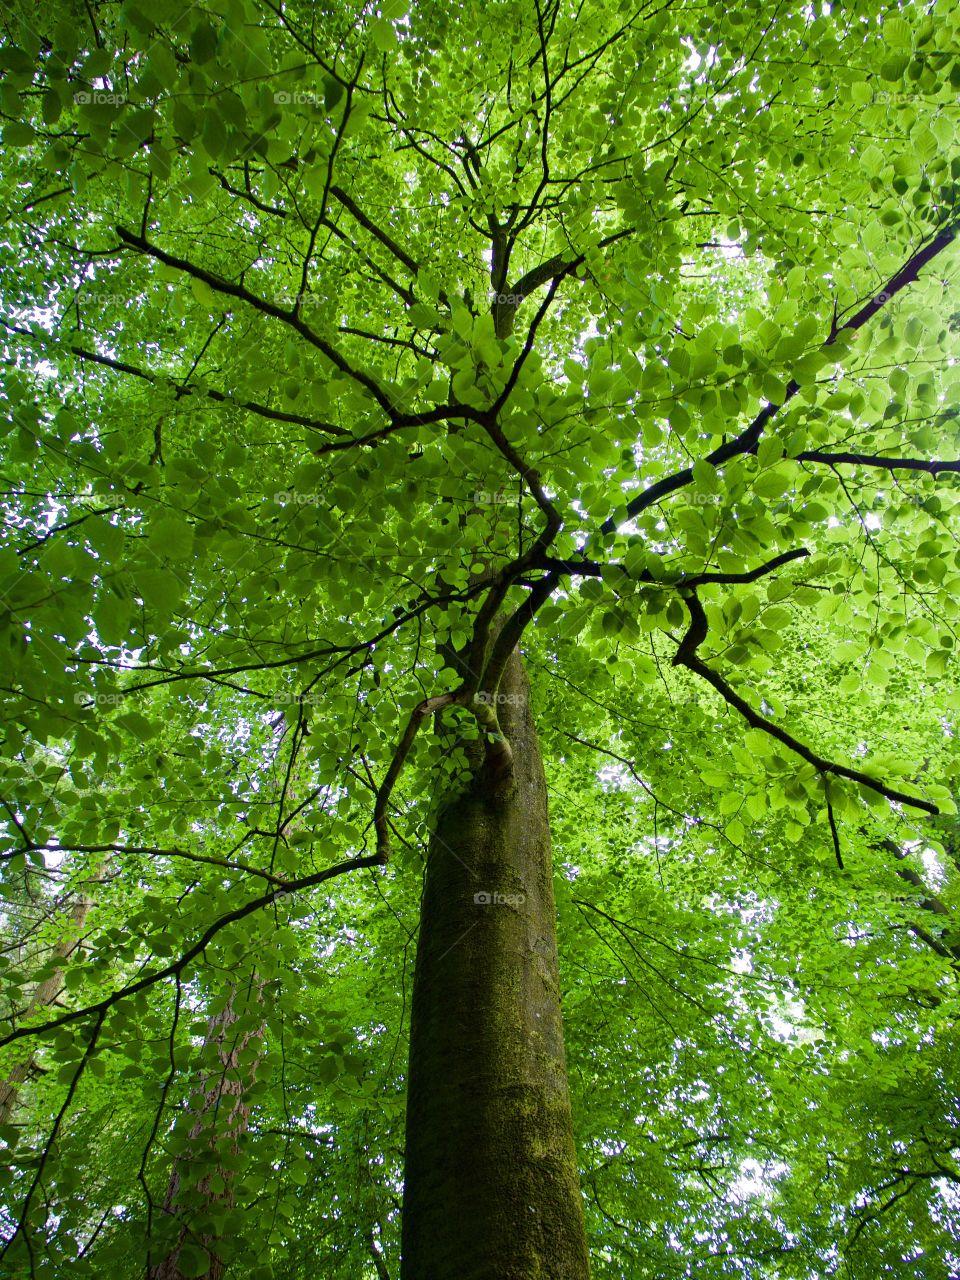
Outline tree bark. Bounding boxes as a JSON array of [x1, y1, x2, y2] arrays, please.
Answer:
[[149, 753, 308, 1278], [148, 979, 264, 1280], [0, 882, 95, 1126], [400, 644, 590, 1278]]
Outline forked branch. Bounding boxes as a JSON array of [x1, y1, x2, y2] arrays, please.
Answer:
[[672, 589, 939, 817]]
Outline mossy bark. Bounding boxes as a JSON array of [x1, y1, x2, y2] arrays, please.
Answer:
[[400, 646, 589, 1279]]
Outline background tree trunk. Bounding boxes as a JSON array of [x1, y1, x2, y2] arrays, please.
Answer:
[[148, 751, 310, 1278], [0, 878, 96, 1126], [148, 979, 264, 1280], [400, 645, 590, 1279]]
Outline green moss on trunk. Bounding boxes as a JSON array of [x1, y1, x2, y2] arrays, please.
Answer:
[[400, 647, 589, 1279]]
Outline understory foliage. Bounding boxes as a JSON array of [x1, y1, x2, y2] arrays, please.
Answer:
[[0, 0, 959, 1275]]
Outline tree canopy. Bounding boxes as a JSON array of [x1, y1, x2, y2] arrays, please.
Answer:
[[0, 0, 959, 1275]]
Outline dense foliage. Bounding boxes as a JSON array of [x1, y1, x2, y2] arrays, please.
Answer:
[[0, 0, 959, 1275]]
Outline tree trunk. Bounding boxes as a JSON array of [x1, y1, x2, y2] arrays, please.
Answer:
[[0, 882, 95, 1126], [149, 757, 305, 1278], [400, 645, 590, 1278], [148, 979, 264, 1280]]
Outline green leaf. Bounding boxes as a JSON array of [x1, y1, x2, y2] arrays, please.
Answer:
[[368, 19, 398, 52], [409, 302, 440, 328], [149, 516, 195, 560], [114, 712, 159, 740], [3, 123, 36, 147], [178, 1246, 212, 1278], [756, 436, 784, 469], [725, 819, 744, 844], [190, 21, 219, 64]]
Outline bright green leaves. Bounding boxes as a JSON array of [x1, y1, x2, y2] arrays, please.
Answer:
[[113, 710, 161, 741], [0, 1, 957, 1276], [761, 605, 792, 632], [131, 565, 186, 617], [148, 514, 195, 563], [367, 18, 399, 53], [756, 435, 784, 470], [691, 457, 721, 496]]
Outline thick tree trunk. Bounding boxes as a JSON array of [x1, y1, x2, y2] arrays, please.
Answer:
[[400, 646, 590, 1278]]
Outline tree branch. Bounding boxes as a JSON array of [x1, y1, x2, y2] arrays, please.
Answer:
[[330, 184, 421, 278], [796, 450, 960, 475], [374, 692, 462, 860], [672, 592, 939, 816], [602, 219, 959, 533], [1, 317, 348, 437], [0, 855, 384, 1050]]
